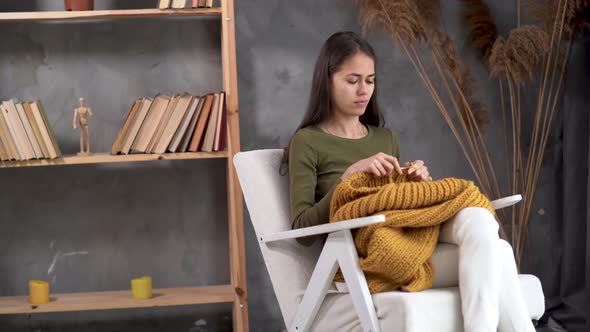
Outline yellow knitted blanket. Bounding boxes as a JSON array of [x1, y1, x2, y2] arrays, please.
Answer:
[[329, 172, 494, 294]]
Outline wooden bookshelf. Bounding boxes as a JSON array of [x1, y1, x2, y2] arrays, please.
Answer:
[[0, 1, 249, 331], [0, 152, 228, 168], [0, 285, 234, 314], [0, 8, 222, 22]]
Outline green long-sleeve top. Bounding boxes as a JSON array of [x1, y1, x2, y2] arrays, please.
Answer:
[[288, 125, 400, 246]]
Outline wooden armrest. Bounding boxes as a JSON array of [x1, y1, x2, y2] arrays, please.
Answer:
[[259, 215, 385, 243], [262, 194, 520, 244], [491, 194, 522, 210]]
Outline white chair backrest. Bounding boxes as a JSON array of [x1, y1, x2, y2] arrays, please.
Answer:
[[233, 149, 323, 326]]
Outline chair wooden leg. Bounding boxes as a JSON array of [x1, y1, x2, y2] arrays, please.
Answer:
[[289, 230, 380, 332], [289, 235, 340, 332], [335, 230, 381, 332]]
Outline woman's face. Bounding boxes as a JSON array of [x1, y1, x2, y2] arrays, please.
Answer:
[[330, 52, 375, 118]]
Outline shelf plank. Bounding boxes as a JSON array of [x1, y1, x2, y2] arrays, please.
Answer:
[[0, 8, 222, 22], [0, 285, 235, 314], [0, 151, 228, 168]]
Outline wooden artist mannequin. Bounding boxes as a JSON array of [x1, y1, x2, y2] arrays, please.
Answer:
[[73, 97, 93, 155]]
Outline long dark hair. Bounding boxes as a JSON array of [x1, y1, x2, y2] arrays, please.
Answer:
[[280, 31, 384, 174]]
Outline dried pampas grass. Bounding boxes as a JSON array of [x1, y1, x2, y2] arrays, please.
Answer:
[[356, 0, 425, 45], [489, 25, 547, 82], [462, 0, 498, 61], [489, 37, 508, 79], [526, 0, 590, 38], [416, 0, 441, 32], [506, 25, 548, 82], [431, 32, 489, 129]]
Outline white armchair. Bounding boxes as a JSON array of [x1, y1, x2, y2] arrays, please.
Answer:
[[234, 149, 545, 332]]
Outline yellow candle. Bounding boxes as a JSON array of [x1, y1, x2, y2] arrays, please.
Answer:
[[131, 276, 152, 300], [28, 280, 50, 304]]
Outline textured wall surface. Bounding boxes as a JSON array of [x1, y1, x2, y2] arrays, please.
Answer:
[[0, 1, 564, 331]]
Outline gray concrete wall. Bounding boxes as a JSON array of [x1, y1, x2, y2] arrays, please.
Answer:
[[0, 0, 565, 331]]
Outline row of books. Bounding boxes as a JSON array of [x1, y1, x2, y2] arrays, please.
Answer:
[[158, 0, 213, 9], [111, 92, 226, 155], [0, 100, 62, 162]]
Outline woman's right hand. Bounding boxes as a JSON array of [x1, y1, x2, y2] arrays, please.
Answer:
[[341, 152, 403, 181]]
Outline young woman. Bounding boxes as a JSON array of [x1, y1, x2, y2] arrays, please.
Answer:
[[282, 31, 535, 332]]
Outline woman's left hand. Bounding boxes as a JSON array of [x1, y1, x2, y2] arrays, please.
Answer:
[[405, 160, 432, 182]]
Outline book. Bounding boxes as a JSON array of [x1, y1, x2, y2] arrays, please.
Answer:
[[23, 102, 49, 159], [29, 101, 58, 159], [3, 100, 33, 160], [168, 96, 200, 152], [158, 0, 171, 9], [34, 100, 62, 158], [206, 0, 213, 8], [1, 104, 24, 160], [187, 93, 215, 152], [213, 92, 227, 151], [0, 135, 7, 160], [131, 94, 171, 153], [192, 0, 206, 8], [111, 99, 141, 155], [200, 93, 220, 152], [15, 102, 42, 159], [0, 104, 17, 160], [178, 96, 205, 153], [0, 139, 7, 161], [171, 0, 187, 9], [153, 93, 194, 154], [146, 94, 180, 154], [121, 98, 153, 155]]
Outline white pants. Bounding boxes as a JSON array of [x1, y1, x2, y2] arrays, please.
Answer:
[[432, 207, 535, 332]]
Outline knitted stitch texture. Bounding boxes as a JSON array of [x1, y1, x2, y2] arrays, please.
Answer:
[[329, 172, 494, 294]]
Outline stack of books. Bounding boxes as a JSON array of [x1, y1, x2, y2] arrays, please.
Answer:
[[111, 92, 226, 155], [157, 0, 214, 9], [0, 100, 62, 161]]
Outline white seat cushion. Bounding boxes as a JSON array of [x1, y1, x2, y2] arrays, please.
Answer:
[[320, 242, 544, 331], [309, 275, 544, 332]]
